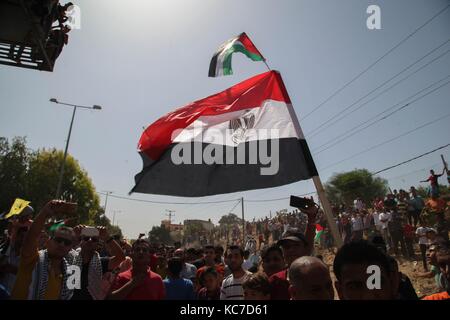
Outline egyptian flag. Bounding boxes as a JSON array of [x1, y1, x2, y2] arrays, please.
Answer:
[[131, 70, 318, 197], [209, 32, 265, 77]]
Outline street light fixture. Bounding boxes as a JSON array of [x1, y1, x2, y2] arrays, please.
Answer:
[[50, 98, 103, 199]]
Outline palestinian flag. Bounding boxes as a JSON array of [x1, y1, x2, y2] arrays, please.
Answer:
[[131, 70, 318, 197], [209, 32, 265, 77], [315, 224, 324, 243]]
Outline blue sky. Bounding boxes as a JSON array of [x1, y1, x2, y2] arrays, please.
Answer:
[[1, 0, 449, 238]]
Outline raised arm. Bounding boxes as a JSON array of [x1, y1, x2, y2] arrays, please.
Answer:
[[108, 274, 144, 300], [21, 200, 70, 258], [97, 226, 126, 270], [302, 206, 318, 255]]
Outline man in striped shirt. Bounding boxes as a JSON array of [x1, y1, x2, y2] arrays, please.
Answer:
[[220, 246, 251, 300]]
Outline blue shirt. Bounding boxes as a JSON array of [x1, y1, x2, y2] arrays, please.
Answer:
[[163, 278, 196, 300]]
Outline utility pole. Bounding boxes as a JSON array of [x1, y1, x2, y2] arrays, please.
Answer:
[[49, 98, 102, 199], [102, 191, 113, 217], [112, 210, 121, 226], [166, 209, 176, 225], [241, 197, 245, 246]]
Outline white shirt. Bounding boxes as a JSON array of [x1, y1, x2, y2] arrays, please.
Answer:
[[351, 216, 364, 231], [242, 259, 253, 271], [416, 227, 430, 245], [220, 271, 251, 300], [373, 212, 381, 226], [180, 263, 197, 280], [354, 199, 364, 211], [378, 212, 391, 230]]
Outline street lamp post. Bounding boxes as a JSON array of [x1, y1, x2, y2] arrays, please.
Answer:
[[50, 98, 102, 199]]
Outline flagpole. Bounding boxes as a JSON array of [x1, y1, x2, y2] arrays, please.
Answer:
[[263, 59, 271, 71], [312, 175, 343, 248]]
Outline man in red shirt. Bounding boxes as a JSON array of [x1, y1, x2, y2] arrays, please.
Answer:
[[421, 169, 445, 197], [269, 205, 317, 300], [108, 239, 165, 300]]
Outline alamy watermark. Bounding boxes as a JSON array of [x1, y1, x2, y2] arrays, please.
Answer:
[[366, 265, 381, 289], [66, 265, 81, 289], [367, 5, 381, 30], [170, 125, 280, 176]]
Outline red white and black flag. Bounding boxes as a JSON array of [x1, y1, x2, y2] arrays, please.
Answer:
[[131, 71, 318, 197]]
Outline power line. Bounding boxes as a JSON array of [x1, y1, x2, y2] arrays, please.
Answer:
[[245, 191, 316, 202], [227, 199, 242, 213], [97, 192, 240, 205], [387, 162, 441, 181], [313, 76, 450, 155], [371, 143, 450, 176], [319, 112, 450, 171], [306, 40, 450, 138], [300, 3, 450, 121]]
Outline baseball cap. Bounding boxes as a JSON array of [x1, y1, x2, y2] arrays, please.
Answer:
[[277, 230, 308, 247]]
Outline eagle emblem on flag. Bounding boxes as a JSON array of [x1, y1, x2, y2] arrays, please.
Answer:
[[229, 109, 256, 144]]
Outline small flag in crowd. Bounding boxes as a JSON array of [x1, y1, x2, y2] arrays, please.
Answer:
[[209, 32, 265, 77], [315, 224, 324, 243], [131, 70, 318, 197], [5, 198, 31, 219], [49, 220, 66, 232]]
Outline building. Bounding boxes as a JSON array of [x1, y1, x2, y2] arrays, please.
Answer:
[[161, 219, 184, 232], [183, 219, 214, 231]]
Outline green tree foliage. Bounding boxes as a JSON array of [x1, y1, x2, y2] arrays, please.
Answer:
[[325, 169, 388, 207], [0, 137, 30, 213], [0, 136, 121, 234], [148, 225, 172, 245], [218, 213, 242, 226]]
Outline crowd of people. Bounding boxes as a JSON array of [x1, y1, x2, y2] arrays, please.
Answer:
[[0, 173, 448, 300]]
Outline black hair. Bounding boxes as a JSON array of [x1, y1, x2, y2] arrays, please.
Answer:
[[333, 240, 392, 281], [132, 239, 150, 250], [242, 273, 270, 296], [368, 235, 387, 254], [186, 248, 196, 255], [215, 245, 224, 253], [204, 245, 215, 251], [228, 245, 244, 257], [387, 255, 399, 273], [167, 257, 183, 276], [201, 266, 219, 283], [261, 243, 283, 261]]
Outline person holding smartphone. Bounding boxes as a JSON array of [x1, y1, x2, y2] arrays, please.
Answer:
[[11, 200, 77, 300], [68, 225, 125, 300], [269, 197, 318, 300]]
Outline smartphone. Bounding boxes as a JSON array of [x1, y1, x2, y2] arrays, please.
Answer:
[[53, 201, 77, 217], [290, 196, 315, 209], [81, 226, 99, 237]]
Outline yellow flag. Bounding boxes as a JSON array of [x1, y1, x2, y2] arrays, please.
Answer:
[[5, 198, 31, 219]]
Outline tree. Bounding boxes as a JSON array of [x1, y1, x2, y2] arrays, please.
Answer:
[[219, 213, 242, 226], [0, 137, 30, 214], [148, 225, 172, 245], [0, 136, 121, 234], [26, 148, 101, 225], [324, 169, 388, 207]]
